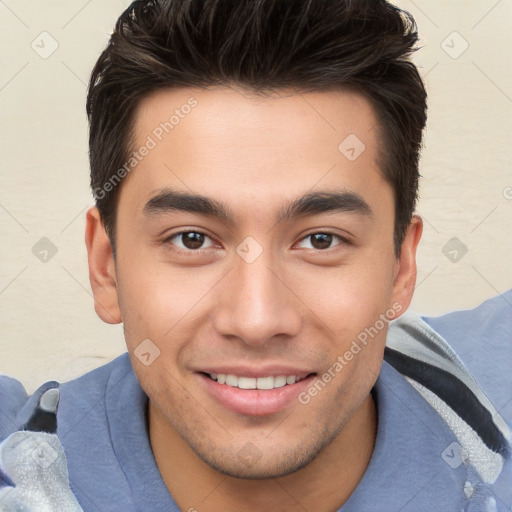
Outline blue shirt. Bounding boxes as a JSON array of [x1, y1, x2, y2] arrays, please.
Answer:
[[1, 291, 511, 511]]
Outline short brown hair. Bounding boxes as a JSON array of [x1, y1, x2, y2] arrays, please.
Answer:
[[87, 0, 427, 258]]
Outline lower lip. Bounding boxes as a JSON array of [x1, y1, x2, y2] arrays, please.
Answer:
[[198, 373, 316, 416]]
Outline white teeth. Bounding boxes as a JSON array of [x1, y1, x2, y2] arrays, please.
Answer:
[[226, 374, 238, 386], [238, 377, 257, 389], [273, 376, 287, 388], [257, 376, 274, 390], [208, 373, 303, 389]]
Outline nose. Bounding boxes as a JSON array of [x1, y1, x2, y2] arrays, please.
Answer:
[[213, 248, 302, 347]]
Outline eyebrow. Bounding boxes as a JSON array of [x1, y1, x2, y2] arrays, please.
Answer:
[[142, 188, 373, 224]]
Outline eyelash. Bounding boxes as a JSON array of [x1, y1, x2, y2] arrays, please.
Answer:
[[163, 230, 349, 254]]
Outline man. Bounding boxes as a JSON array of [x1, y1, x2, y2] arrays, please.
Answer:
[[0, 0, 510, 511]]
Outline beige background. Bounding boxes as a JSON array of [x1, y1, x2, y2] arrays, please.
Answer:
[[1, 0, 511, 393]]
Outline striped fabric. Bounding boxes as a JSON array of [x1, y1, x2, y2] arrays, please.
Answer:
[[385, 311, 511, 484]]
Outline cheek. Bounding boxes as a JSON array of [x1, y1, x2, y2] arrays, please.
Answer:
[[115, 252, 222, 350], [289, 256, 396, 329], [114, 252, 173, 347]]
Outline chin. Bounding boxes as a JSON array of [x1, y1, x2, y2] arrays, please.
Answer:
[[200, 454, 311, 480], [190, 431, 336, 480]]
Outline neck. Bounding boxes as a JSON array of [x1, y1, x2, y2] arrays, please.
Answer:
[[149, 393, 377, 511]]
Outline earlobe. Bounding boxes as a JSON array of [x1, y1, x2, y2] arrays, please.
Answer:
[[391, 215, 423, 315], [85, 207, 122, 324]]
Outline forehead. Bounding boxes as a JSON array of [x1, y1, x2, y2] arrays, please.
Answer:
[[120, 86, 389, 222], [133, 85, 379, 155]]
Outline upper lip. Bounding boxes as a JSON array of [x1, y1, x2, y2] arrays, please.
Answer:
[[197, 366, 315, 379]]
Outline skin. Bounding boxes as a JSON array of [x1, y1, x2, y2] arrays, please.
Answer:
[[85, 86, 422, 511]]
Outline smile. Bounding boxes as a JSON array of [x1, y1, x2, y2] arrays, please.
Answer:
[[199, 371, 317, 416], [207, 373, 308, 390]]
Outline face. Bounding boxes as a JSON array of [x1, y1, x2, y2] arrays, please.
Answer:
[[86, 86, 421, 479]]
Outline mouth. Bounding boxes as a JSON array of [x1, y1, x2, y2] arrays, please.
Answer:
[[198, 370, 317, 416], [204, 372, 311, 390]]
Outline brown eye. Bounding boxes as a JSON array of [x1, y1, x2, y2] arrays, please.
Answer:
[[166, 231, 215, 251], [310, 233, 333, 249], [296, 232, 345, 251], [181, 232, 205, 249]]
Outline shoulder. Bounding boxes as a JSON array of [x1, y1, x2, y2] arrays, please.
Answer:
[[0, 374, 28, 440], [0, 353, 132, 440], [385, 296, 511, 504], [421, 290, 512, 403]]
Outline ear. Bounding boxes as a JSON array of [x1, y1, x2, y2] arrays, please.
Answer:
[[391, 215, 423, 314], [85, 207, 122, 324]]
